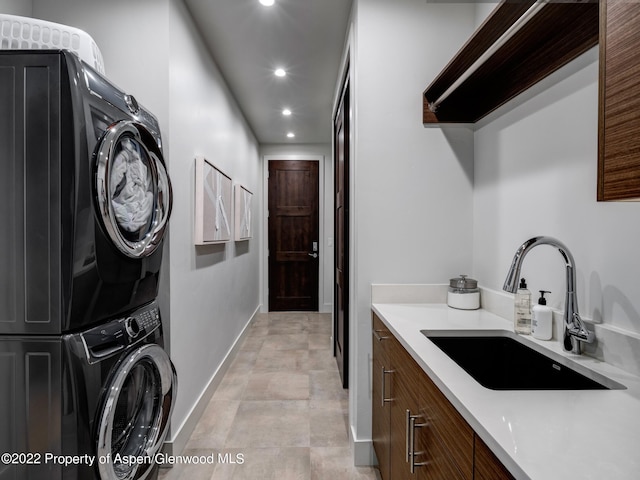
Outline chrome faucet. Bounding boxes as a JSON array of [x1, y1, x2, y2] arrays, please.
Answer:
[[503, 236, 594, 354]]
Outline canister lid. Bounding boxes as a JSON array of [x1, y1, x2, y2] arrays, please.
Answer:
[[449, 274, 478, 289]]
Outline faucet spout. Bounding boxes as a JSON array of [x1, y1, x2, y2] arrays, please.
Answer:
[[502, 236, 594, 354]]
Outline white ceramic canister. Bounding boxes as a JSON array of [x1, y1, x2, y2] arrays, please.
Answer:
[[447, 274, 480, 310]]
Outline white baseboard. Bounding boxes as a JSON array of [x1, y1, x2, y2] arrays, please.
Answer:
[[350, 424, 376, 467]]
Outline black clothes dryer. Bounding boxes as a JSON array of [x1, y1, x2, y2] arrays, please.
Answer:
[[0, 301, 176, 480], [0, 50, 172, 335]]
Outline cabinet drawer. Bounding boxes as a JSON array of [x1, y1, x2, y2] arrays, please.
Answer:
[[372, 313, 391, 345], [422, 372, 474, 479]]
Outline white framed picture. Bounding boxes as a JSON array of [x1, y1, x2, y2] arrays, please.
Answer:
[[194, 156, 232, 244], [234, 184, 253, 241]]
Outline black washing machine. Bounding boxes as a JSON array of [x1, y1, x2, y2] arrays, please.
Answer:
[[0, 301, 176, 480], [0, 49, 176, 480], [0, 49, 172, 335]]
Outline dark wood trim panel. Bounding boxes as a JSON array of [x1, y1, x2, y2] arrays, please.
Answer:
[[423, 1, 598, 124]]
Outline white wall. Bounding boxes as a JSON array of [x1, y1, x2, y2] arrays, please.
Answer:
[[0, 0, 32, 16], [260, 143, 334, 312], [23, 0, 262, 453], [474, 47, 640, 340], [474, 2, 498, 28], [348, 0, 476, 462], [168, 0, 261, 445]]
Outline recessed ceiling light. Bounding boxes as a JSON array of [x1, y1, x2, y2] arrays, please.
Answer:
[[259, 0, 275, 6], [274, 68, 286, 77], [287, 132, 295, 138], [282, 108, 292, 116]]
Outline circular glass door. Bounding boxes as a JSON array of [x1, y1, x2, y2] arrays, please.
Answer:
[[96, 344, 176, 480], [95, 121, 172, 258]]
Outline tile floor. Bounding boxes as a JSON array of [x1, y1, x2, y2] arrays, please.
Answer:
[[159, 312, 380, 480]]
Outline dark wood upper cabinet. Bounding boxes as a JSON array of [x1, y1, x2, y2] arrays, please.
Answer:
[[598, 0, 640, 201], [423, 1, 599, 124]]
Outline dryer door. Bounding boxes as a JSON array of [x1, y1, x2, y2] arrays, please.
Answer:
[[95, 121, 172, 258], [96, 344, 176, 480]]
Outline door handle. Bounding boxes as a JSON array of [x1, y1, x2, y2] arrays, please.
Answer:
[[308, 252, 318, 258]]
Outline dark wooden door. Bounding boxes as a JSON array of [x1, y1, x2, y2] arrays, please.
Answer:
[[334, 79, 349, 387], [268, 160, 319, 311]]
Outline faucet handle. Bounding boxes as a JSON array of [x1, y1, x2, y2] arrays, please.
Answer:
[[568, 313, 595, 343]]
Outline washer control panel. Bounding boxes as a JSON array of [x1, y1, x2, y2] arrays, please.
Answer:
[[81, 303, 162, 363]]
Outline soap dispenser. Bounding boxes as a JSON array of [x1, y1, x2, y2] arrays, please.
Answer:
[[514, 278, 531, 334], [531, 290, 552, 340]]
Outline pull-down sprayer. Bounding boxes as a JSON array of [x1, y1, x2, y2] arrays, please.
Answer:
[[503, 236, 594, 354]]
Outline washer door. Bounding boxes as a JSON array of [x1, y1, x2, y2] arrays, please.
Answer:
[[95, 121, 172, 258], [97, 344, 176, 480]]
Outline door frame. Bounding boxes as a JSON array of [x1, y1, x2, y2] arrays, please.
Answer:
[[261, 155, 327, 313]]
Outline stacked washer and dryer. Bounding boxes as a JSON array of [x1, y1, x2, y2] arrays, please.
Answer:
[[0, 44, 176, 480]]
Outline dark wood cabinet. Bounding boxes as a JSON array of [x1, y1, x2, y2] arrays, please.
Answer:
[[372, 312, 514, 480], [598, 0, 640, 201], [474, 435, 516, 480]]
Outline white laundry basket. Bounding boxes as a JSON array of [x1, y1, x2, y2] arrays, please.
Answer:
[[0, 14, 105, 74]]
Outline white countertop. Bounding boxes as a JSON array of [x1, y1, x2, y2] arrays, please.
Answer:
[[372, 302, 640, 480]]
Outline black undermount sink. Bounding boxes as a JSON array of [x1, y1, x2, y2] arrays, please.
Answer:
[[421, 330, 625, 391]]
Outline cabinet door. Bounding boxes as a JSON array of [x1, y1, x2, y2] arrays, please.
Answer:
[[372, 349, 391, 479], [598, 0, 640, 200], [474, 435, 515, 480], [421, 372, 474, 479], [389, 340, 422, 480], [372, 315, 392, 479]]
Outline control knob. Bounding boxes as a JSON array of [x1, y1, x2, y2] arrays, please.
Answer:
[[124, 316, 141, 338]]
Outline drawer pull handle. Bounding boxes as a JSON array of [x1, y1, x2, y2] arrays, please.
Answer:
[[409, 413, 428, 473], [381, 366, 394, 407], [373, 329, 389, 341]]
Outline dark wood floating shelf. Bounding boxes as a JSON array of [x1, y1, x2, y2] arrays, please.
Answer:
[[423, 1, 599, 124]]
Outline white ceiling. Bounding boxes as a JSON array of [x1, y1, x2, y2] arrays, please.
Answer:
[[183, 0, 353, 145]]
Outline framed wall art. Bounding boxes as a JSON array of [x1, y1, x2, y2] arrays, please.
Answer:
[[194, 156, 232, 244], [234, 184, 253, 241]]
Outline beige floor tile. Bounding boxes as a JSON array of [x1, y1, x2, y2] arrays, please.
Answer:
[[185, 400, 240, 451], [239, 335, 265, 352], [246, 325, 270, 337], [211, 372, 250, 401], [227, 351, 258, 375], [310, 447, 381, 480], [309, 370, 348, 401], [225, 400, 310, 448], [211, 447, 310, 480], [243, 371, 310, 400], [307, 314, 332, 334], [268, 312, 309, 323], [253, 348, 310, 373], [308, 333, 332, 350], [308, 349, 338, 371], [268, 316, 309, 335], [261, 333, 309, 351], [309, 400, 350, 447], [252, 313, 270, 327]]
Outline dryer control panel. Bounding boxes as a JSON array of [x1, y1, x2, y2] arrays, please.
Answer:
[[81, 303, 162, 363]]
